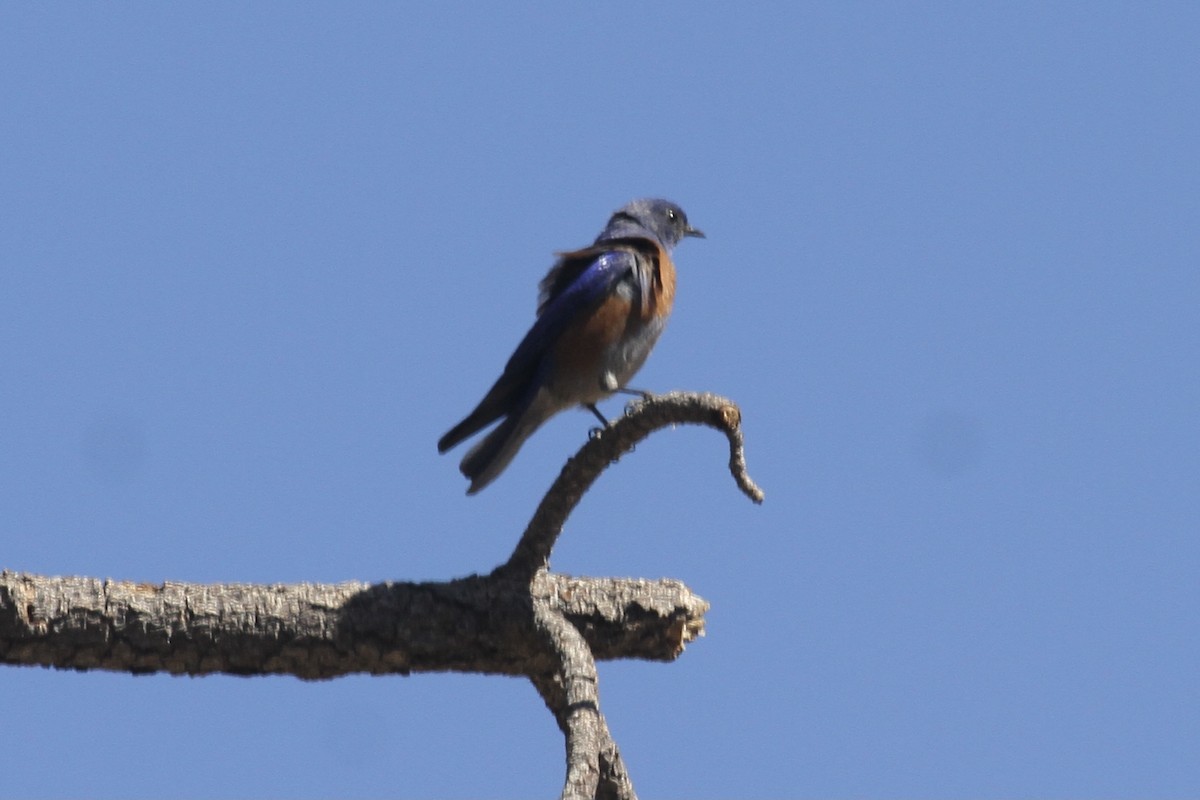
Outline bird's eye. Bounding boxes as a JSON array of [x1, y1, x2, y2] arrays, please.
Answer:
[[666, 209, 677, 221]]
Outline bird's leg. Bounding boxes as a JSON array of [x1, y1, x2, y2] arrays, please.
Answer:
[[586, 403, 611, 427], [589, 373, 620, 432], [585, 403, 613, 441]]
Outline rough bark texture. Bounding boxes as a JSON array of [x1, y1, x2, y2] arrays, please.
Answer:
[[0, 391, 761, 800], [0, 571, 707, 679]]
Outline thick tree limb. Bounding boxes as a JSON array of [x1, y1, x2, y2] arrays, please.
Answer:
[[0, 571, 707, 678], [1, 391, 761, 800]]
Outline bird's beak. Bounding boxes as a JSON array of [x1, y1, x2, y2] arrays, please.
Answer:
[[684, 225, 706, 239]]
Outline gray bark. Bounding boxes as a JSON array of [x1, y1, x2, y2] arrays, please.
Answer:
[[0, 392, 761, 800]]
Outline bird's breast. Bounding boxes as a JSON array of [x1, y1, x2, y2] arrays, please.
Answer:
[[649, 252, 676, 322]]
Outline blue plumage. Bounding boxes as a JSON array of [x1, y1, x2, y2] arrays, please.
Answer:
[[438, 198, 703, 494]]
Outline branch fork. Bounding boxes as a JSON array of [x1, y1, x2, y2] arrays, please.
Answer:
[[0, 391, 761, 800]]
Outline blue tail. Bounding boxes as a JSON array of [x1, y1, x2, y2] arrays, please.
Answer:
[[458, 393, 554, 494]]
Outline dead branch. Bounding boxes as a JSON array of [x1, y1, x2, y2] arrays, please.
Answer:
[[0, 571, 707, 679], [502, 391, 764, 577], [1, 391, 761, 800]]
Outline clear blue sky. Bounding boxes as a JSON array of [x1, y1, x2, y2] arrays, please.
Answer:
[[3, 3, 1197, 797]]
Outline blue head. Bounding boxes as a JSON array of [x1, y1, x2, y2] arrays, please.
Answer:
[[596, 198, 705, 250]]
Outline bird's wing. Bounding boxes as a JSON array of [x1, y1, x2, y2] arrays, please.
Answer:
[[537, 239, 660, 316], [437, 247, 642, 453], [511, 247, 642, 374]]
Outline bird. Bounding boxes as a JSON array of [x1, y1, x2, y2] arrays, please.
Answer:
[[437, 198, 704, 494]]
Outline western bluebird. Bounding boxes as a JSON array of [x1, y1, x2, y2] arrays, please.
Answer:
[[438, 198, 704, 494]]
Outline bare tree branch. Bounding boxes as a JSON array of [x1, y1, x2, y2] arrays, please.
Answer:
[[1, 391, 761, 799], [503, 391, 764, 577], [531, 670, 637, 800], [0, 571, 707, 678], [534, 590, 603, 799], [528, 567, 642, 800]]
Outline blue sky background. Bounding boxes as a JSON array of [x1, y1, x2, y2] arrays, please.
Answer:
[[2, 3, 1197, 797]]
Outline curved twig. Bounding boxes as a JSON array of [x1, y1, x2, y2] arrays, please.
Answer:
[[501, 391, 764, 577]]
